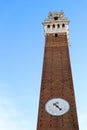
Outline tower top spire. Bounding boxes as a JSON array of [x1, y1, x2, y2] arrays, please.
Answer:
[[43, 11, 69, 39]]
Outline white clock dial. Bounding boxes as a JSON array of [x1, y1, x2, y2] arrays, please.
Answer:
[[45, 98, 70, 116]]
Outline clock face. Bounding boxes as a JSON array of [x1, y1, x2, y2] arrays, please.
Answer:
[[45, 98, 70, 116]]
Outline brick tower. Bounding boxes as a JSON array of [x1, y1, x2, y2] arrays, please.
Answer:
[[36, 11, 79, 130]]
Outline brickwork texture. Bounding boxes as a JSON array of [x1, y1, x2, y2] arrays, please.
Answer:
[[36, 33, 79, 130]]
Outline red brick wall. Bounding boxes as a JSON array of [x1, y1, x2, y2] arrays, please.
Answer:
[[36, 33, 79, 130]]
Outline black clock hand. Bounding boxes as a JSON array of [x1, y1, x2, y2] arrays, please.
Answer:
[[56, 105, 62, 110], [53, 103, 62, 110]]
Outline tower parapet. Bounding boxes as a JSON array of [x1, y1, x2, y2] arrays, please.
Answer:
[[43, 11, 69, 40]]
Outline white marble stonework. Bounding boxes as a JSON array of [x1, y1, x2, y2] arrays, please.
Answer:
[[43, 11, 69, 38]]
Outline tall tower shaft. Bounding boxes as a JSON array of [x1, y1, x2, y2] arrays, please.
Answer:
[[36, 11, 79, 130]]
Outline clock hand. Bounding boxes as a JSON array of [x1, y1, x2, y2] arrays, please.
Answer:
[[56, 105, 62, 110], [53, 103, 62, 110]]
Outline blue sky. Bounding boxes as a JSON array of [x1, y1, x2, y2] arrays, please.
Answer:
[[0, 0, 87, 130]]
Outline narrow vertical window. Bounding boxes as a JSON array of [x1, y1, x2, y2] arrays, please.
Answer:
[[57, 24, 60, 28], [62, 24, 65, 28], [47, 25, 50, 28], [55, 34, 58, 37], [52, 24, 55, 28]]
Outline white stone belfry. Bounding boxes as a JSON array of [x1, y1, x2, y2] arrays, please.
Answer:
[[43, 11, 69, 39]]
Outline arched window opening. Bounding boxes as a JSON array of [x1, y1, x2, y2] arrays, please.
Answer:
[[54, 17, 58, 20], [62, 24, 65, 28], [55, 34, 58, 37], [47, 25, 50, 28], [52, 24, 55, 28]]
